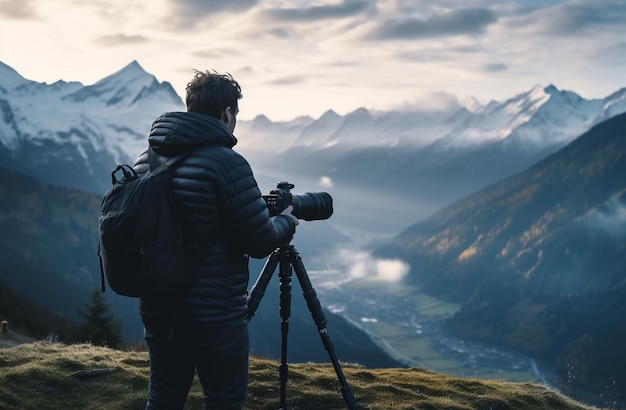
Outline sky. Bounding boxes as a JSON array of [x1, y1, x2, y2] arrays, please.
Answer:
[[1, 0, 625, 121]]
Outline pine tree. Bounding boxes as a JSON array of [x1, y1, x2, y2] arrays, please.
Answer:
[[74, 289, 123, 348]]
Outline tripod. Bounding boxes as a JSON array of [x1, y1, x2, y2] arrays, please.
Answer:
[[247, 243, 360, 410]]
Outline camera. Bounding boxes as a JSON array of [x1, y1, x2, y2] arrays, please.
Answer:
[[262, 181, 333, 221]]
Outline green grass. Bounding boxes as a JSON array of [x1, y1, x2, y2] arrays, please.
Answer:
[[0, 341, 595, 409]]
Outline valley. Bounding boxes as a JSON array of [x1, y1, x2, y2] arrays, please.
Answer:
[[306, 266, 560, 388]]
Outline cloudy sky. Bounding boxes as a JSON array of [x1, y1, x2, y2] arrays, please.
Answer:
[[1, 0, 625, 121]]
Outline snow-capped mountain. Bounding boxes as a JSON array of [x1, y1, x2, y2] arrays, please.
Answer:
[[0, 60, 183, 193], [236, 84, 625, 156], [233, 83, 626, 232], [1, 59, 625, 231]]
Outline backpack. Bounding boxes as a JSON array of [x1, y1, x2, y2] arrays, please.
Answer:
[[97, 148, 192, 297]]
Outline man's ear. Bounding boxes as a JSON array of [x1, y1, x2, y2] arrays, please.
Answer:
[[222, 106, 233, 124]]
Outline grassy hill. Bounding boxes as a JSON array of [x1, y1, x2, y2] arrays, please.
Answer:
[[0, 340, 594, 410]]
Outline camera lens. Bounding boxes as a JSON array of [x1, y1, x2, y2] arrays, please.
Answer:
[[292, 192, 333, 221]]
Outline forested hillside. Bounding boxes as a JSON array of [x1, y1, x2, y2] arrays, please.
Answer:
[[377, 112, 626, 394]]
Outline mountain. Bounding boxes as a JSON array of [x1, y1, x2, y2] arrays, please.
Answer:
[[0, 60, 184, 194], [236, 85, 626, 233], [0, 166, 143, 340], [2, 58, 625, 234], [376, 112, 626, 394]]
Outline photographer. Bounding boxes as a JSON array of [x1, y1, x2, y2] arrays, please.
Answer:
[[133, 70, 298, 409]]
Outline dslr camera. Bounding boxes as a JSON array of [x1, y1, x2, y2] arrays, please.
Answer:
[[262, 181, 333, 221]]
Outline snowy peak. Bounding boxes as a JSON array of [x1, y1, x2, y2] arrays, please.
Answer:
[[598, 87, 626, 121], [503, 84, 605, 149], [503, 84, 550, 115], [1, 57, 625, 195], [64, 60, 164, 108], [543, 84, 586, 107], [236, 82, 626, 155], [102, 60, 147, 82], [0, 61, 28, 92], [0, 59, 185, 193], [93, 60, 152, 91], [431, 83, 619, 151]]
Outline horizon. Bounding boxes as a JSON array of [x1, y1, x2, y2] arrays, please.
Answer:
[[1, 1, 625, 121]]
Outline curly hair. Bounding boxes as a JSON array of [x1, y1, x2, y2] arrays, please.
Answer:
[[185, 70, 242, 119]]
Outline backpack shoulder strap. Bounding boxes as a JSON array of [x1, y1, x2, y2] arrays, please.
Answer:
[[148, 146, 160, 172], [148, 146, 197, 175]]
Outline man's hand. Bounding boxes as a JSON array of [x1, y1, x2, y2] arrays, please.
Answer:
[[281, 205, 299, 226]]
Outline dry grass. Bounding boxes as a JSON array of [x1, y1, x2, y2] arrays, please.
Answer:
[[0, 341, 594, 409]]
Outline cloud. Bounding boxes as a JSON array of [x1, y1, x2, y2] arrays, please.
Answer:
[[586, 197, 626, 236], [96, 33, 149, 47], [333, 249, 409, 282], [506, 1, 626, 36], [589, 41, 626, 65], [0, 0, 36, 19], [394, 91, 463, 113], [375, 259, 409, 281], [397, 44, 486, 64], [318, 176, 334, 188], [483, 63, 508, 73], [268, 75, 306, 85], [263, 0, 371, 23], [268, 27, 291, 38], [175, 0, 258, 14], [367, 7, 497, 40], [165, 0, 259, 28]]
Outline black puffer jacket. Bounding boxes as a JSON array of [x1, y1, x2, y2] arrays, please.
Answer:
[[134, 111, 296, 323]]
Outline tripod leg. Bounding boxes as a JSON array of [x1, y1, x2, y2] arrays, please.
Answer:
[[291, 251, 361, 410], [278, 252, 293, 409], [247, 249, 280, 321]]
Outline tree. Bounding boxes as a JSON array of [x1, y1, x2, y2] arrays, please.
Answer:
[[74, 289, 123, 348]]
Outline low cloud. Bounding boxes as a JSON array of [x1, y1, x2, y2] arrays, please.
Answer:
[[334, 249, 409, 282], [319, 176, 334, 188], [394, 91, 463, 113], [586, 197, 626, 236]]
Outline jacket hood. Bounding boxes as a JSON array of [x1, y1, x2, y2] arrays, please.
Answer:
[[148, 111, 238, 156]]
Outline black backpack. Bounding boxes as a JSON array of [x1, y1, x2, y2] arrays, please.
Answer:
[[97, 148, 192, 297]]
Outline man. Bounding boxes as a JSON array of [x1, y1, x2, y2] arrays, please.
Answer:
[[134, 70, 298, 409]]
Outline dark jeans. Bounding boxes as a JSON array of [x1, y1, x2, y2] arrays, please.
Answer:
[[143, 317, 249, 410]]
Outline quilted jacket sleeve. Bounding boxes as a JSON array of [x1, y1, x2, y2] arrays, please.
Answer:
[[218, 151, 296, 258]]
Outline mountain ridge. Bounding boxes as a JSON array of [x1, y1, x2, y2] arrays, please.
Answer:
[[0, 60, 184, 193], [375, 112, 626, 394], [1, 59, 625, 234]]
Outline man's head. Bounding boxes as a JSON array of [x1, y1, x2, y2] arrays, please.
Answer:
[[185, 70, 242, 132]]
